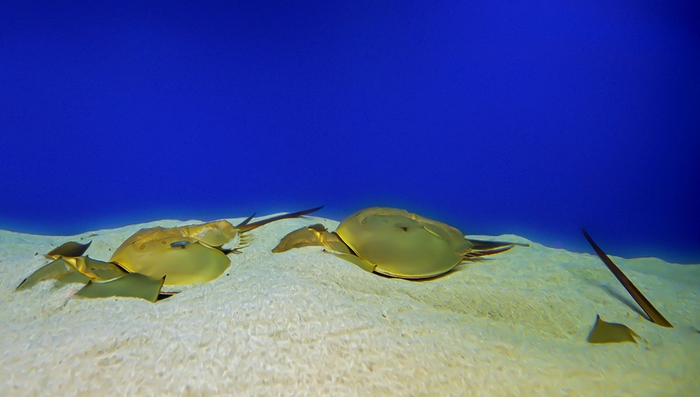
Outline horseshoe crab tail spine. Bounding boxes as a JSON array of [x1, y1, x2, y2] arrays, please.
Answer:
[[464, 238, 528, 258], [236, 206, 324, 232], [582, 227, 673, 328], [465, 245, 515, 257], [235, 213, 256, 228]]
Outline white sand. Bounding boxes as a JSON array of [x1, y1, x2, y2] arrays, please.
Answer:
[[1, 213, 699, 396]]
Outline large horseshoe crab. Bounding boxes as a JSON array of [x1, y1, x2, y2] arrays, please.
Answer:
[[273, 207, 527, 279], [17, 206, 322, 301]]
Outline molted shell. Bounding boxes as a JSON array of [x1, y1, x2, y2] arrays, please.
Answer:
[[109, 222, 237, 286], [335, 207, 474, 279]]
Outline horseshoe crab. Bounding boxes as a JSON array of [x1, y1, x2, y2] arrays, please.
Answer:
[[272, 207, 527, 279], [17, 207, 321, 301]]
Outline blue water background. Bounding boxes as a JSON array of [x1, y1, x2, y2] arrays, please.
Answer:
[[1, 2, 698, 263]]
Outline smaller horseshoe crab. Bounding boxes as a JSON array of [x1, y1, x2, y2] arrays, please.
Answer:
[[273, 207, 527, 279], [17, 206, 321, 301]]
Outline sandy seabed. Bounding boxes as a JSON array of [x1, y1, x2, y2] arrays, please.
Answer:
[[1, 213, 698, 396]]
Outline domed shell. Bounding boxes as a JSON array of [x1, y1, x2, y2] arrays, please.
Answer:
[[335, 207, 474, 279], [110, 224, 233, 286]]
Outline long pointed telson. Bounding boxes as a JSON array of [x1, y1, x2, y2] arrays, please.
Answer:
[[582, 227, 673, 328], [236, 206, 323, 232]]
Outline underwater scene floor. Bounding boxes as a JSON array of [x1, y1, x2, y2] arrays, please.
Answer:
[[1, 214, 698, 396]]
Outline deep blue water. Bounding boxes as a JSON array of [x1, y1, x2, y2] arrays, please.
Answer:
[[1, 1, 698, 263]]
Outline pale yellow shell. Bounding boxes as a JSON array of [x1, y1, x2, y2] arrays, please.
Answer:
[[109, 221, 239, 286], [335, 207, 474, 279]]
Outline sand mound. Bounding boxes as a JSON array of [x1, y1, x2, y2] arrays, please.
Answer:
[[1, 214, 698, 396]]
